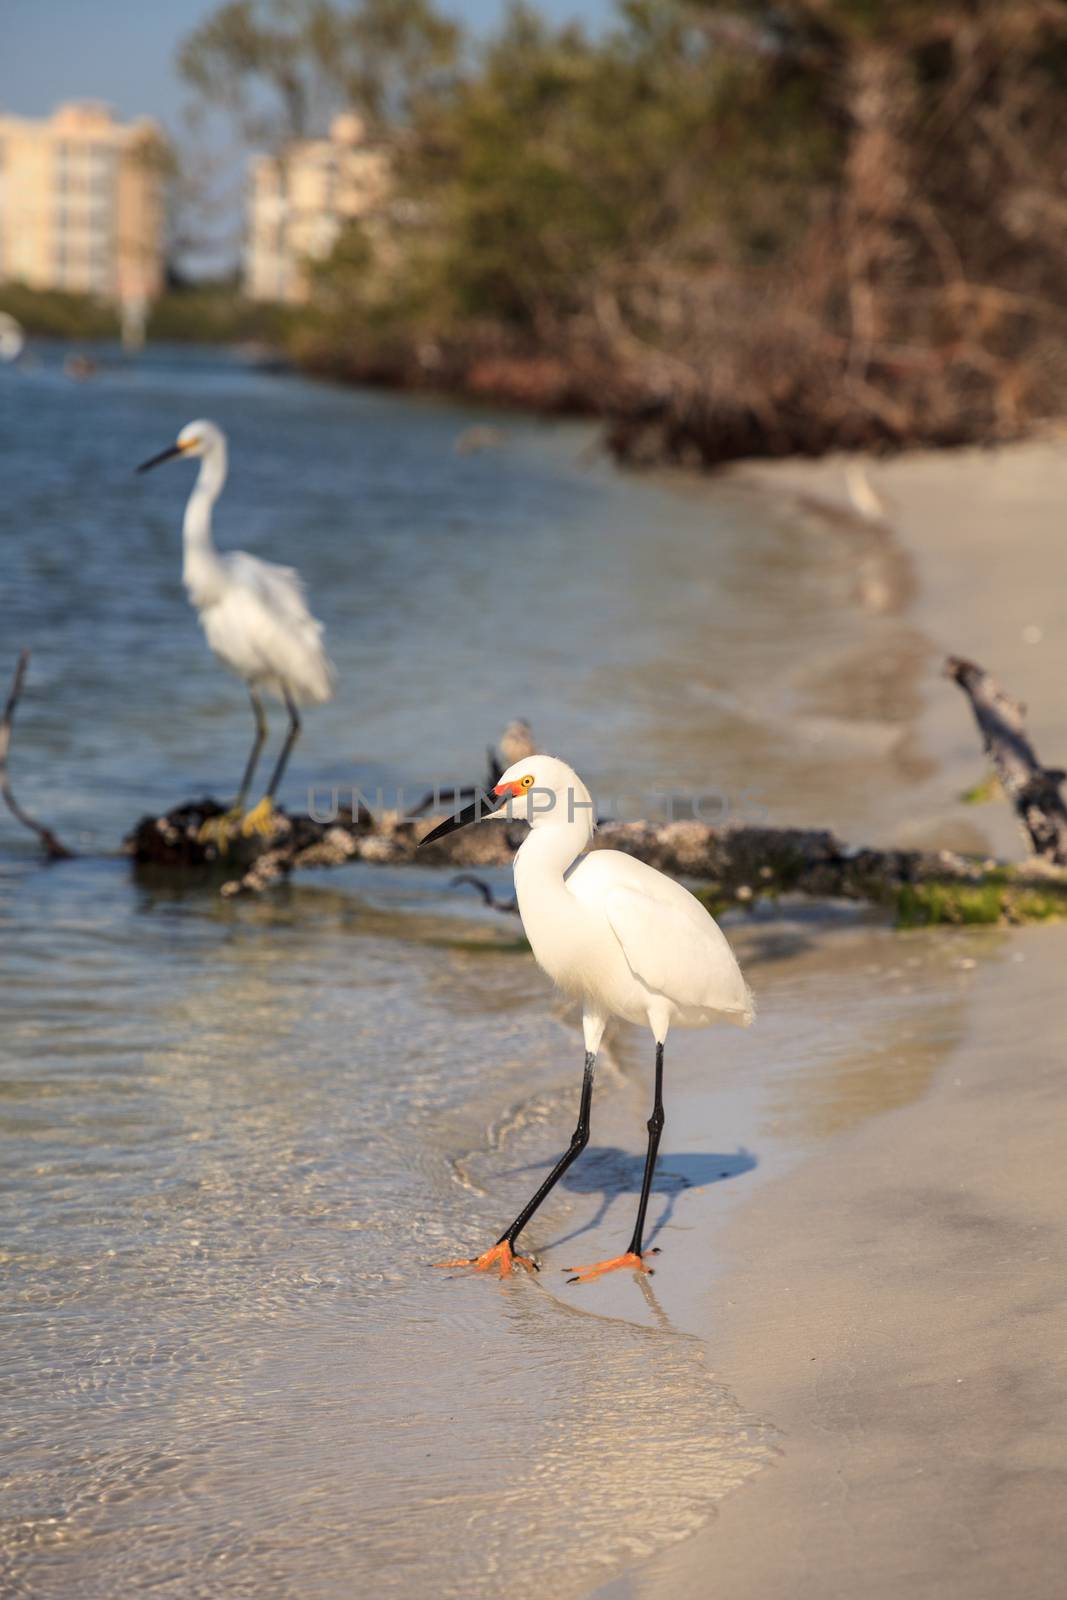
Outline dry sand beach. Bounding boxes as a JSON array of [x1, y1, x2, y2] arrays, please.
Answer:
[[601, 926, 1067, 1600], [594, 442, 1067, 1600]]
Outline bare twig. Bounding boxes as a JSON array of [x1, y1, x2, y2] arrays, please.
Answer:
[[450, 873, 519, 914], [0, 652, 74, 860], [945, 655, 1067, 864]]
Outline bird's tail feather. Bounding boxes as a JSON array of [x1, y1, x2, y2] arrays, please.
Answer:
[[726, 986, 756, 1028]]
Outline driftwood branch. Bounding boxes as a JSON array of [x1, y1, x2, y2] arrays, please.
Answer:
[[6, 645, 1066, 924], [125, 798, 375, 896], [945, 655, 1067, 865], [422, 818, 1067, 926], [123, 798, 1067, 924], [0, 652, 74, 860], [123, 661, 1067, 919], [450, 873, 519, 914]]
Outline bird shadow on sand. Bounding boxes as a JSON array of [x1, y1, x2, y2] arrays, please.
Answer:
[[498, 1145, 758, 1254]]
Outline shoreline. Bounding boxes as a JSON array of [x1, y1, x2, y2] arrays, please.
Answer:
[[589, 439, 1067, 1597], [726, 438, 1067, 868], [598, 925, 1067, 1600], [11, 324, 1054, 466]]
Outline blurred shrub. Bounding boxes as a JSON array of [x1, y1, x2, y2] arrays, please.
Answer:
[[180, 0, 1067, 460], [146, 286, 296, 344], [0, 285, 118, 340]]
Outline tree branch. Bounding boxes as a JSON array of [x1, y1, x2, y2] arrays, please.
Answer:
[[0, 652, 74, 860], [4, 655, 1062, 925], [945, 655, 1067, 864]]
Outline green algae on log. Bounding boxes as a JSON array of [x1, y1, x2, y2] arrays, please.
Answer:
[[894, 874, 1067, 929]]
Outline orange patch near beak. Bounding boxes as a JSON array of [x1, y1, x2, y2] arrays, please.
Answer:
[[494, 781, 523, 798]]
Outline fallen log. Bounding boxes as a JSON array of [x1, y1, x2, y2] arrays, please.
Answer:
[[7, 649, 1067, 924], [123, 799, 1067, 923], [417, 817, 1067, 927], [945, 655, 1067, 865], [127, 659, 1067, 917]]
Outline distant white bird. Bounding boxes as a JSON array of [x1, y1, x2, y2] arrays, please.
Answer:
[[495, 717, 536, 772], [420, 754, 754, 1282], [844, 461, 889, 525], [0, 312, 25, 364], [137, 419, 335, 838]]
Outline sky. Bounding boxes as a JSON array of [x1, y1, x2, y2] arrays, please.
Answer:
[[1, 0, 616, 130], [1, 0, 616, 276]]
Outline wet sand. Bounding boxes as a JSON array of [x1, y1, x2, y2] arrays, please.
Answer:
[[601, 928, 1067, 1600], [595, 442, 1067, 1599]]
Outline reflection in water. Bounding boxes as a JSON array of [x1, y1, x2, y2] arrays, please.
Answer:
[[1, 348, 980, 1597]]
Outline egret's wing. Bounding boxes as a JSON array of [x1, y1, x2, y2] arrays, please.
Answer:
[[225, 551, 315, 626], [602, 883, 753, 1021], [221, 551, 335, 702]]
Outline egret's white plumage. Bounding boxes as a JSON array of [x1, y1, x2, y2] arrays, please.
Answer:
[[175, 421, 334, 707], [0, 311, 25, 364], [424, 754, 753, 1281], [503, 759, 753, 1045], [138, 419, 334, 828]]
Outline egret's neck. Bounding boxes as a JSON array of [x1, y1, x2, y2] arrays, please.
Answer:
[[513, 813, 594, 922], [182, 450, 227, 602]]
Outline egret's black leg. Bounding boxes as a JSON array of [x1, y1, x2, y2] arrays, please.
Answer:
[[627, 1041, 665, 1259], [235, 690, 268, 811], [565, 1040, 664, 1283], [434, 1051, 595, 1276], [264, 690, 301, 801], [497, 1050, 595, 1250]]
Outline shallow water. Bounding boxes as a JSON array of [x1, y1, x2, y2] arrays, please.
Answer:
[[1, 346, 974, 1597]]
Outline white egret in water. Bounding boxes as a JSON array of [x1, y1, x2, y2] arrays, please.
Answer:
[[0, 312, 25, 364], [137, 420, 335, 839], [420, 755, 754, 1281]]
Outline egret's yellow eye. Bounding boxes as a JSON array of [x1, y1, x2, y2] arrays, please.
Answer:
[[519, 774, 535, 789]]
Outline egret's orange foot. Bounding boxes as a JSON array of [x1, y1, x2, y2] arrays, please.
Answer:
[[197, 807, 243, 848], [564, 1248, 660, 1284], [240, 796, 282, 838], [433, 1240, 539, 1279]]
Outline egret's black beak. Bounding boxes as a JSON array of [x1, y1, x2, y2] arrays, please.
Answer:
[[136, 443, 184, 474], [418, 791, 503, 848]]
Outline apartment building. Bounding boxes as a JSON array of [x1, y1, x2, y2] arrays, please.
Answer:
[[0, 101, 167, 311], [245, 112, 389, 304]]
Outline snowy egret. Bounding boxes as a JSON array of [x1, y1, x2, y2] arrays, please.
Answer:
[[496, 718, 536, 772], [0, 312, 24, 364], [137, 420, 335, 838], [420, 755, 754, 1282]]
